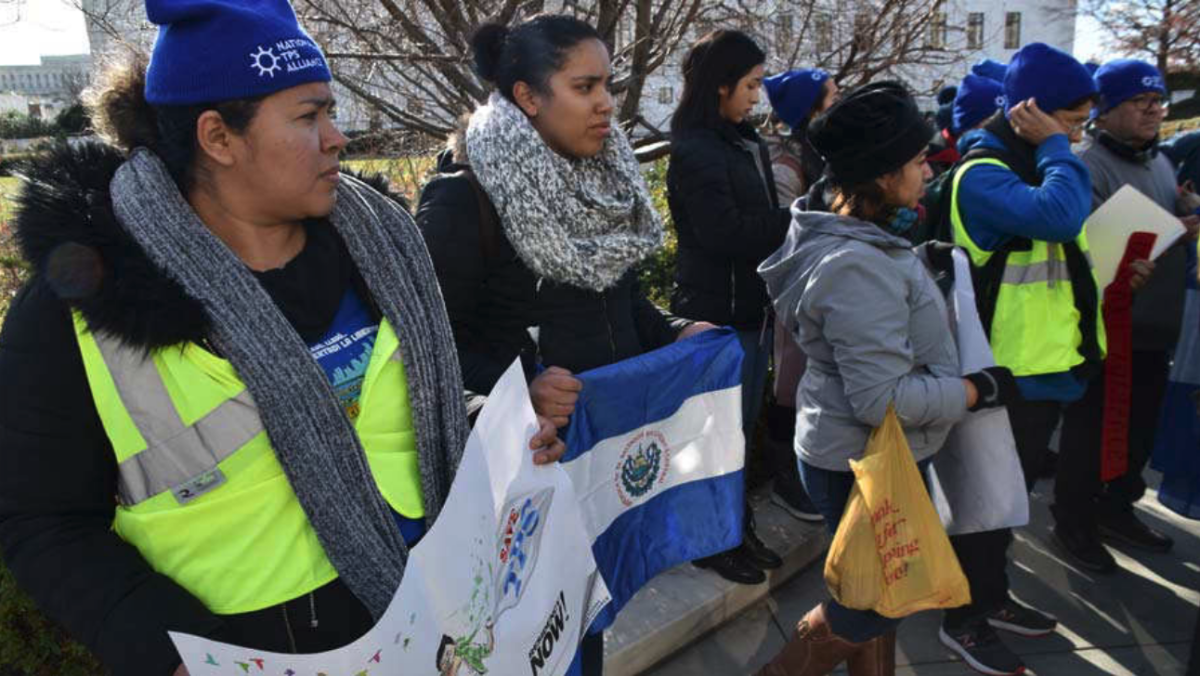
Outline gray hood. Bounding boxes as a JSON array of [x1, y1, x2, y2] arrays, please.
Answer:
[[759, 209, 913, 334], [756, 206, 966, 471]]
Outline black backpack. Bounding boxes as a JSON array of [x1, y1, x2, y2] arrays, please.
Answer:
[[916, 145, 1016, 246]]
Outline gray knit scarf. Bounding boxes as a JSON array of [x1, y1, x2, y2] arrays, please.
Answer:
[[110, 149, 469, 619], [465, 93, 663, 292]]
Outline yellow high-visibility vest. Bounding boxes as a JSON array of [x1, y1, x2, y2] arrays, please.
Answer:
[[73, 313, 423, 614], [950, 157, 1107, 376]]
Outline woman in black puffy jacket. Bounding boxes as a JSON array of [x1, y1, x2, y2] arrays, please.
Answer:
[[666, 29, 791, 586]]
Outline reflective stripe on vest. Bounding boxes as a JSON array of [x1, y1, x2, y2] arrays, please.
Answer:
[[950, 157, 1107, 376], [72, 312, 423, 614], [88, 330, 264, 505]]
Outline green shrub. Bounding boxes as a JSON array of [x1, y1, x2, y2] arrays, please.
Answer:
[[637, 157, 676, 308], [0, 112, 53, 141], [0, 565, 106, 676]]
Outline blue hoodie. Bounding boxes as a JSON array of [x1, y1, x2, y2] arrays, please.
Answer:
[[953, 129, 1094, 401]]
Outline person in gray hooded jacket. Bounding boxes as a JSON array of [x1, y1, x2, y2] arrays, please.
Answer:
[[754, 82, 1021, 676]]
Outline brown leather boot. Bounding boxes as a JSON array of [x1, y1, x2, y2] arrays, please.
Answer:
[[845, 629, 896, 676], [755, 603, 862, 676]]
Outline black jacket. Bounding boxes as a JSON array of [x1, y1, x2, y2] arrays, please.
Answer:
[[0, 143, 421, 675], [416, 154, 686, 397], [666, 123, 791, 329]]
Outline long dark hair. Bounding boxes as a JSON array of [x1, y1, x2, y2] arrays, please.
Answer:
[[84, 50, 263, 193], [670, 30, 765, 134], [471, 14, 603, 104]]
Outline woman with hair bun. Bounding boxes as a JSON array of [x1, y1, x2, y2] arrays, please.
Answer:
[[416, 13, 713, 676], [0, 1, 564, 674]]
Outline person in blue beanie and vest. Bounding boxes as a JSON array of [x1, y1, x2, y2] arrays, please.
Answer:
[[1055, 59, 1200, 573], [942, 42, 1105, 675], [760, 67, 840, 526], [0, 1, 565, 674]]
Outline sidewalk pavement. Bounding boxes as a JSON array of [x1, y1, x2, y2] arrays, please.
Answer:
[[628, 469, 1199, 675]]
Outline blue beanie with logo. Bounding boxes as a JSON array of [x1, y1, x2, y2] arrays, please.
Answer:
[[763, 69, 831, 130], [144, 0, 332, 105], [1095, 59, 1167, 113], [952, 74, 1005, 136], [971, 59, 1007, 83], [1003, 42, 1096, 115]]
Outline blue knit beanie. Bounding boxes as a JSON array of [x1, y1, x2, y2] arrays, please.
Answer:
[[144, 0, 332, 105], [1095, 59, 1167, 113], [763, 69, 831, 130], [971, 59, 1007, 83], [1004, 42, 1096, 115], [952, 74, 1005, 136]]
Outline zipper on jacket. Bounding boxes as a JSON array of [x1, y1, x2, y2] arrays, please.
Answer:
[[600, 293, 617, 362], [281, 602, 298, 653], [730, 268, 738, 322]]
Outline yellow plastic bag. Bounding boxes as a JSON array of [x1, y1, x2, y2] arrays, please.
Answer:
[[824, 407, 971, 618]]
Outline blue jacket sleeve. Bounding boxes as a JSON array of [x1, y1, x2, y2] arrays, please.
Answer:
[[958, 134, 1093, 250]]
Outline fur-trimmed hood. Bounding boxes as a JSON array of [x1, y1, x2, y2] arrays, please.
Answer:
[[11, 141, 402, 350]]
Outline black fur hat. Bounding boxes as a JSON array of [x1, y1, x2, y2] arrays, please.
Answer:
[[808, 81, 933, 186]]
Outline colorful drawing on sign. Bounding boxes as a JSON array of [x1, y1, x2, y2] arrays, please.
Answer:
[[234, 661, 250, 673], [437, 620, 495, 676], [370, 650, 381, 663], [249, 658, 264, 670], [494, 488, 554, 620], [203, 653, 219, 666]]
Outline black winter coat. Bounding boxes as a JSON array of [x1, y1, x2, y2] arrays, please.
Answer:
[[416, 155, 687, 397], [0, 143, 427, 675], [666, 123, 791, 330]]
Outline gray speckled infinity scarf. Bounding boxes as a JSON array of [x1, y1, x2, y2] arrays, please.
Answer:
[[466, 92, 663, 292]]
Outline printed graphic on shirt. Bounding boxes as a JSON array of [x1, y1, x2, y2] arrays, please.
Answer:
[[310, 289, 379, 419]]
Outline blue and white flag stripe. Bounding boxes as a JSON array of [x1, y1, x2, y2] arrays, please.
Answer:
[[561, 328, 746, 632]]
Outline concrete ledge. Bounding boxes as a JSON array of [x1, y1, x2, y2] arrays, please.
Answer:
[[603, 489, 830, 676]]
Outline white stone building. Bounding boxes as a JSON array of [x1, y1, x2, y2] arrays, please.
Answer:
[[634, 0, 1078, 133], [0, 55, 91, 118], [74, 0, 1077, 138]]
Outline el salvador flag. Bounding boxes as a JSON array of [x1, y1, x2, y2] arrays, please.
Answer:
[[560, 327, 746, 635], [1151, 242, 1200, 518]]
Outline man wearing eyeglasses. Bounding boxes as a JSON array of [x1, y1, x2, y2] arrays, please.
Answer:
[[1055, 59, 1200, 575]]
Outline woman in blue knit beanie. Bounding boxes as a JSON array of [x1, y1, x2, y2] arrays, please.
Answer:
[[0, 1, 566, 674]]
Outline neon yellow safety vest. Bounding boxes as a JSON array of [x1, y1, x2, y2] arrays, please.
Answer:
[[950, 158, 1107, 377], [73, 312, 424, 614]]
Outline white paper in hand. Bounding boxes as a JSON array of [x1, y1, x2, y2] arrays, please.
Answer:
[[169, 359, 610, 676], [928, 249, 1030, 536], [1085, 184, 1187, 290]]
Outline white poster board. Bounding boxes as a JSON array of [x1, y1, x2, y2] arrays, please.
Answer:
[[1085, 184, 1186, 289], [170, 360, 610, 676], [929, 249, 1030, 536]]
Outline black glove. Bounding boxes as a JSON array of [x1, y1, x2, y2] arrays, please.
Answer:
[[964, 366, 1022, 411]]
